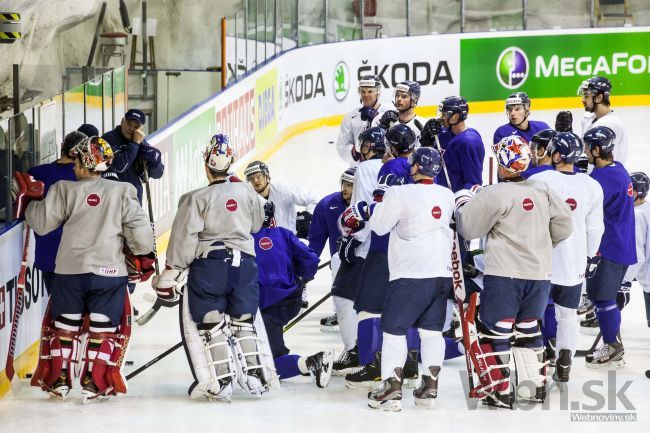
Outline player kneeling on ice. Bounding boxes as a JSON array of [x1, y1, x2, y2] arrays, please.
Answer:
[[342, 147, 455, 411], [255, 201, 335, 387], [454, 137, 572, 408], [153, 134, 273, 402], [20, 136, 155, 402]]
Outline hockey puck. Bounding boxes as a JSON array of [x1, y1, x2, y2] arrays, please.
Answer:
[[645, 370, 650, 379], [25, 373, 33, 378], [125, 361, 134, 366]]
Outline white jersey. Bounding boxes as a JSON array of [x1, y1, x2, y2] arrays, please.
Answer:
[[336, 103, 390, 165], [349, 157, 382, 258], [624, 201, 650, 291], [371, 113, 427, 148], [370, 182, 454, 280], [581, 110, 628, 165], [528, 169, 604, 286], [267, 181, 319, 234]]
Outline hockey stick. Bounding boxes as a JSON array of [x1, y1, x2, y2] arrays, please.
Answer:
[[575, 332, 601, 357], [4, 224, 31, 395], [127, 260, 332, 380]]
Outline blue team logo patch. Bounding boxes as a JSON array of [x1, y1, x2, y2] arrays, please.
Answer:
[[259, 237, 273, 250]]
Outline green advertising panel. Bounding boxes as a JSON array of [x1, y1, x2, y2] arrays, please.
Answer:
[[460, 31, 650, 102]]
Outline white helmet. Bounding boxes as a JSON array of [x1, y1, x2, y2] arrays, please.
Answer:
[[203, 133, 234, 173]]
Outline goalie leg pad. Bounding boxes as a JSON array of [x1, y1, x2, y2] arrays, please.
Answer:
[[513, 320, 547, 403], [181, 295, 236, 401], [231, 314, 269, 396]]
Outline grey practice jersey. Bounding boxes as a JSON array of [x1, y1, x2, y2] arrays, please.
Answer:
[[166, 180, 265, 270], [25, 176, 154, 276]]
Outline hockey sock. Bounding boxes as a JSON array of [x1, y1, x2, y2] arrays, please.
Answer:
[[419, 329, 445, 368], [54, 313, 83, 369], [274, 354, 302, 379], [333, 296, 357, 350], [444, 337, 464, 360], [554, 304, 578, 354], [542, 302, 557, 345], [357, 315, 382, 365], [594, 300, 621, 344], [406, 327, 421, 351], [380, 332, 407, 380], [644, 291, 650, 328]]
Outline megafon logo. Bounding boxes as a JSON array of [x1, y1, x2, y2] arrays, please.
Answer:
[[496, 47, 529, 89], [333, 61, 350, 101]]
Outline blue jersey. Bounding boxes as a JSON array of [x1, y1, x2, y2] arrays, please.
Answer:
[[308, 192, 347, 257], [369, 157, 412, 253], [435, 127, 485, 192], [27, 161, 76, 273], [255, 226, 319, 309], [590, 162, 636, 265], [102, 127, 164, 203], [520, 164, 554, 180], [493, 120, 551, 145]]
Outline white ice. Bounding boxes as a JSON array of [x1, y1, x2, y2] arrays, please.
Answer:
[[1, 107, 649, 433]]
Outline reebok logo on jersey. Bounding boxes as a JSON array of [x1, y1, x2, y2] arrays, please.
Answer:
[[86, 193, 101, 207], [225, 199, 238, 212], [431, 206, 442, 219], [627, 183, 634, 197], [522, 198, 534, 211], [566, 198, 577, 211], [259, 237, 273, 250]]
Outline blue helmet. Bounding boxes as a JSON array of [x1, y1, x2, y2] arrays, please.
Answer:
[[547, 132, 583, 163], [385, 124, 416, 155], [439, 96, 469, 121], [578, 76, 611, 102], [583, 126, 616, 155], [394, 81, 421, 107], [631, 172, 649, 200], [408, 147, 442, 178], [505, 92, 531, 111], [358, 126, 386, 154], [530, 129, 558, 155]]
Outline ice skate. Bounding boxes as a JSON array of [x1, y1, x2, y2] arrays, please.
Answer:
[[545, 338, 557, 369], [333, 345, 359, 376], [81, 372, 107, 404], [368, 368, 402, 412], [402, 349, 420, 389], [579, 312, 600, 335], [585, 341, 625, 369], [345, 351, 381, 390], [553, 349, 572, 382], [577, 294, 594, 316], [320, 314, 339, 333], [49, 370, 71, 400], [306, 350, 335, 388], [413, 366, 440, 408]]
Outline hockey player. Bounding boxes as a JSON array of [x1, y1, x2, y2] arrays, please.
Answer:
[[525, 132, 604, 382], [255, 201, 334, 387], [344, 123, 418, 390], [579, 76, 628, 164], [375, 81, 426, 145], [331, 127, 385, 376], [455, 137, 573, 407], [308, 167, 356, 332], [581, 126, 636, 368], [336, 75, 388, 165], [493, 92, 551, 145], [101, 109, 164, 204], [624, 172, 650, 328], [23, 136, 154, 401], [26, 131, 85, 291], [353, 147, 454, 411], [421, 96, 484, 193], [153, 134, 269, 402]]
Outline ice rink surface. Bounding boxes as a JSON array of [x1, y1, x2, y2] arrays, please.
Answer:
[[1, 107, 649, 432]]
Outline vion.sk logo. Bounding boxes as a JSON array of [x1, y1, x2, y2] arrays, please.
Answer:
[[496, 47, 529, 89]]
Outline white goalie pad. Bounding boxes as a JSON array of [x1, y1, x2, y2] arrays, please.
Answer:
[[512, 346, 547, 402], [181, 295, 236, 401], [253, 311, 281, 389]]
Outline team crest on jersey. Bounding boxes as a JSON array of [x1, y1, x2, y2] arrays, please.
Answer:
[[431, 205, 442, 219], [225, 198, 238, 212], [259, 237, 273, 250], [86, 193, 101, 207], [565, 198, 577, 211], [627, 183, 634, 197], [522, 197, 534, 211]]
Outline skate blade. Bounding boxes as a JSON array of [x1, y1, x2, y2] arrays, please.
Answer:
[[368, 399, 401, 412], [585, 358, 626, 369], [414, 397, 436, 408], [319, 325, 340, 333], [48, 388, 70, 401], [346, 380, 379, 391], [81, 390, 108, 405], [332, 368, 356, 377]]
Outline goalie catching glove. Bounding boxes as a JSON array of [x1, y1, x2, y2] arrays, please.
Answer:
[[124, 247, 157, 282], [152, 265, 184, 306], [12, 171, 45, 219]]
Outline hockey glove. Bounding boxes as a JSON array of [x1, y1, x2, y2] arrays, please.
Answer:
[[555, 111, 573, 132], [340, 201, 370, 230], [359, 106, 379, 123], [372, 174, 403, 202], [338, 236, 362, 265], [616, 281, 631, 311], [576, 154, 589, 174], [420, 118, 443, 148], [296, 210, 312, 239], [137, 143, 162, 164], [453, 185, 482, 212], [124, 247, 157, 282], [378, 110, 399, 130], [585, 254, 602, 279], [152, 266, 183, 306], [12, 171, 45, 220], [351, 145, 362, 162], [227, 173, 242, 182]]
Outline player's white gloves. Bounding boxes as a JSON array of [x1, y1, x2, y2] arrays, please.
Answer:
[[372, 174, 403, 202], [152, 266, 183, 306], [453, 185, 482, 211]]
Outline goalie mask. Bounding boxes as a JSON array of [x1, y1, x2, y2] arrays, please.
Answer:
[[70, 136, 114, 172], [204, 134, 235, 173], [492, 135, 531, 173]]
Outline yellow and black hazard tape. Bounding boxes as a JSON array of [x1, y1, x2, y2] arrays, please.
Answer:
[[0, 13, 20, 22], [0, 32, 21, 40]]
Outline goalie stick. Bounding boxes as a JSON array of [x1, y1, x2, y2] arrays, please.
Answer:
[[4, 224, 31, 394]]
